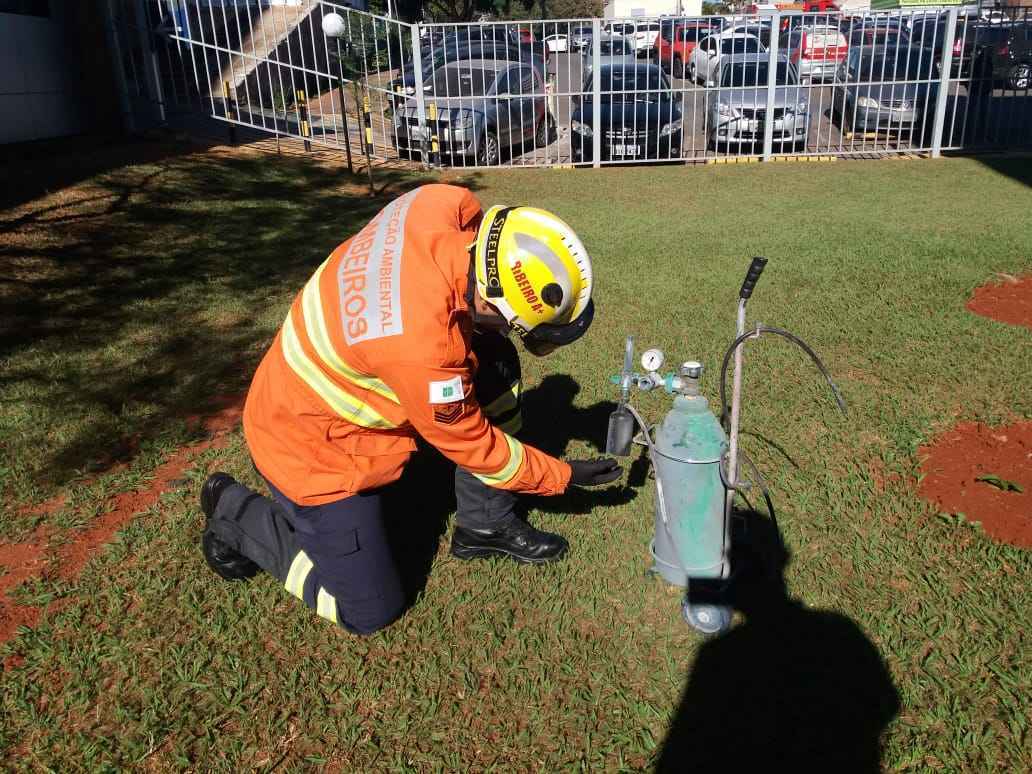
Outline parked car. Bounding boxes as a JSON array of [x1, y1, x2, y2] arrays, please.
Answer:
[[909, 16, 1023, 81], [389, 39, 545, 104], [543, 33, 569, 53], [706, 54, 810, 150], [832, 45, 939, 135], [393, 60, 549, 166], [583, 34, 637, 72], [981, 21, 1032, 89], [628, 21, 662, 56], [846, 26, 908, 50], [570, 64, 683, 162], [779, 24, 849, 84], [908, 14, 974, 77], [570, 23, 595, 52], [720, 22, 772, 48], [688, 34, 767, 87], [652, 19, 723, 77]]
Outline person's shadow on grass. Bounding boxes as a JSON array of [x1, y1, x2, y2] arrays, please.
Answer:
[[656, 517, 900, 773]]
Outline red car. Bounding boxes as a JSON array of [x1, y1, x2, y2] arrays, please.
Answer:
[[802, 0, 839, 11], [653, 21, 721, 77]]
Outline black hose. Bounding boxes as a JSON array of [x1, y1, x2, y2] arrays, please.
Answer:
[[719, 326, 848, 432]]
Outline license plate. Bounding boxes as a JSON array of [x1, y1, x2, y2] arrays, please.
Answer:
[[612, 144, 640, 156]]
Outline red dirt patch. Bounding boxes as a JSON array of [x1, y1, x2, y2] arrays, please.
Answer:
[[966, 274, 1032, 330], [0, 395, 246, 654], [918, 421, 1032, 548]]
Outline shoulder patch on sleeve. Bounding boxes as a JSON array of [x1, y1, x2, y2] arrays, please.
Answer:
[[429, 376, 465, 404]]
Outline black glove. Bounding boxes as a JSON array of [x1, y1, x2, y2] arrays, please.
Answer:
[[568, 457, 623, 487]]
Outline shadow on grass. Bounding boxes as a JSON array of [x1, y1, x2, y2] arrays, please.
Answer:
[[656, 516, 900, 772], [379, 374, 633, 606], [0, 144, 473, 501]]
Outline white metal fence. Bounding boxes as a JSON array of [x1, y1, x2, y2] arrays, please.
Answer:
[[118, 1, 1032, 168]]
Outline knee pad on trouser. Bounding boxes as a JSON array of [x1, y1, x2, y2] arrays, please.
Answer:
[[269, 488, 406, 636]]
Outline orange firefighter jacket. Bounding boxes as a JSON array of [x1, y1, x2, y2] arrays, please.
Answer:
[[243, 184, 573, 505]]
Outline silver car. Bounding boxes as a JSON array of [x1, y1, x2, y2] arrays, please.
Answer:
[[706, 54, 810, 150], [582, 34, 637, 73], [832, 46, 939, 136], [394, 60, 549, 166]]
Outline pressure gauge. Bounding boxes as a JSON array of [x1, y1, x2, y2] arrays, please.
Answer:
[[641, 348, 665, 373]]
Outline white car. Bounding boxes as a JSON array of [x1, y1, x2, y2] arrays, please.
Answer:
[[543, 33, 568, 53], [688, 33, 766, 87], [621, 20, 661, 55]]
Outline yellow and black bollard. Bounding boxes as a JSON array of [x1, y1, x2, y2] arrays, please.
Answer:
[[296, 89, 312, 153], [428, 101, 440, 167], [223, 80, 237, 145], [362, 93, 374, 158]]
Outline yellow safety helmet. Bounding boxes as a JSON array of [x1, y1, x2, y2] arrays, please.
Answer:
[[473, 205, 594, 351]]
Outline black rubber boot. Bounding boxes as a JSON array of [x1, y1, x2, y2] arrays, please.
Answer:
[[199, 473, 261, 581], [451, 519, 568, 564]]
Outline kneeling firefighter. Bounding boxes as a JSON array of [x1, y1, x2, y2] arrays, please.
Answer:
[[200, 184, 622, 635]]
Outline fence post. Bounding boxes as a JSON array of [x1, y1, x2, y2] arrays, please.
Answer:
[[409, 23, 430, 169], [930, 6, 958, 158], [762, 11, 781, 161], [297, 89, 312, 152], [591, 17, 601, 169]]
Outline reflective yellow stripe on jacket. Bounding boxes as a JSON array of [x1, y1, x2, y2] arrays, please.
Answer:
[[300, 260, 400, 404], [281, 312, 396, 429], [473, 433, 525, 487], [483, 379, 521, 417]]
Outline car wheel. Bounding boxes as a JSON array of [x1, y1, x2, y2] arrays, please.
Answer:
[[476, 131, 499, 166], [1008, 63, 1031, 90], [688, 61, 697, 83], [673, 55, 685, 79]]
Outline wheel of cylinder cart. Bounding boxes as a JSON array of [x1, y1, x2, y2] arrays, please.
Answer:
[[476, 130, 499, 167], [535, 113, 555, 146], [682, 599, 732, 635], [1009, 63, 1031, 90]]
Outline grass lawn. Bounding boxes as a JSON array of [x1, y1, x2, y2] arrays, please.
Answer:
[[1, 140, 1030, 770]]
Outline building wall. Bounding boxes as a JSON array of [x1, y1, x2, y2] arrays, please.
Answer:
[[1, 1, 121, 144]]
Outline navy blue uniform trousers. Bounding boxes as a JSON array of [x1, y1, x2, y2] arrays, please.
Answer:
[[207, 332, 523, 635]]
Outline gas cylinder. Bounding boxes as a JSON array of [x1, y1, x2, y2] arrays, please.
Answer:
[[651, 364, 729, 586]]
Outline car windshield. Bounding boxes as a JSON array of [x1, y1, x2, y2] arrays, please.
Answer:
[[431, 67, 494, 97], [678, 26, 709, 42], [720, 61, 797, 87], [600, 39, 630, 55], [720, 38, 762, 55], [593, 67, 668, 100], [850, 31, 906, 46], [856, 54, 937, 81], [573, 25, 593, 35]]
